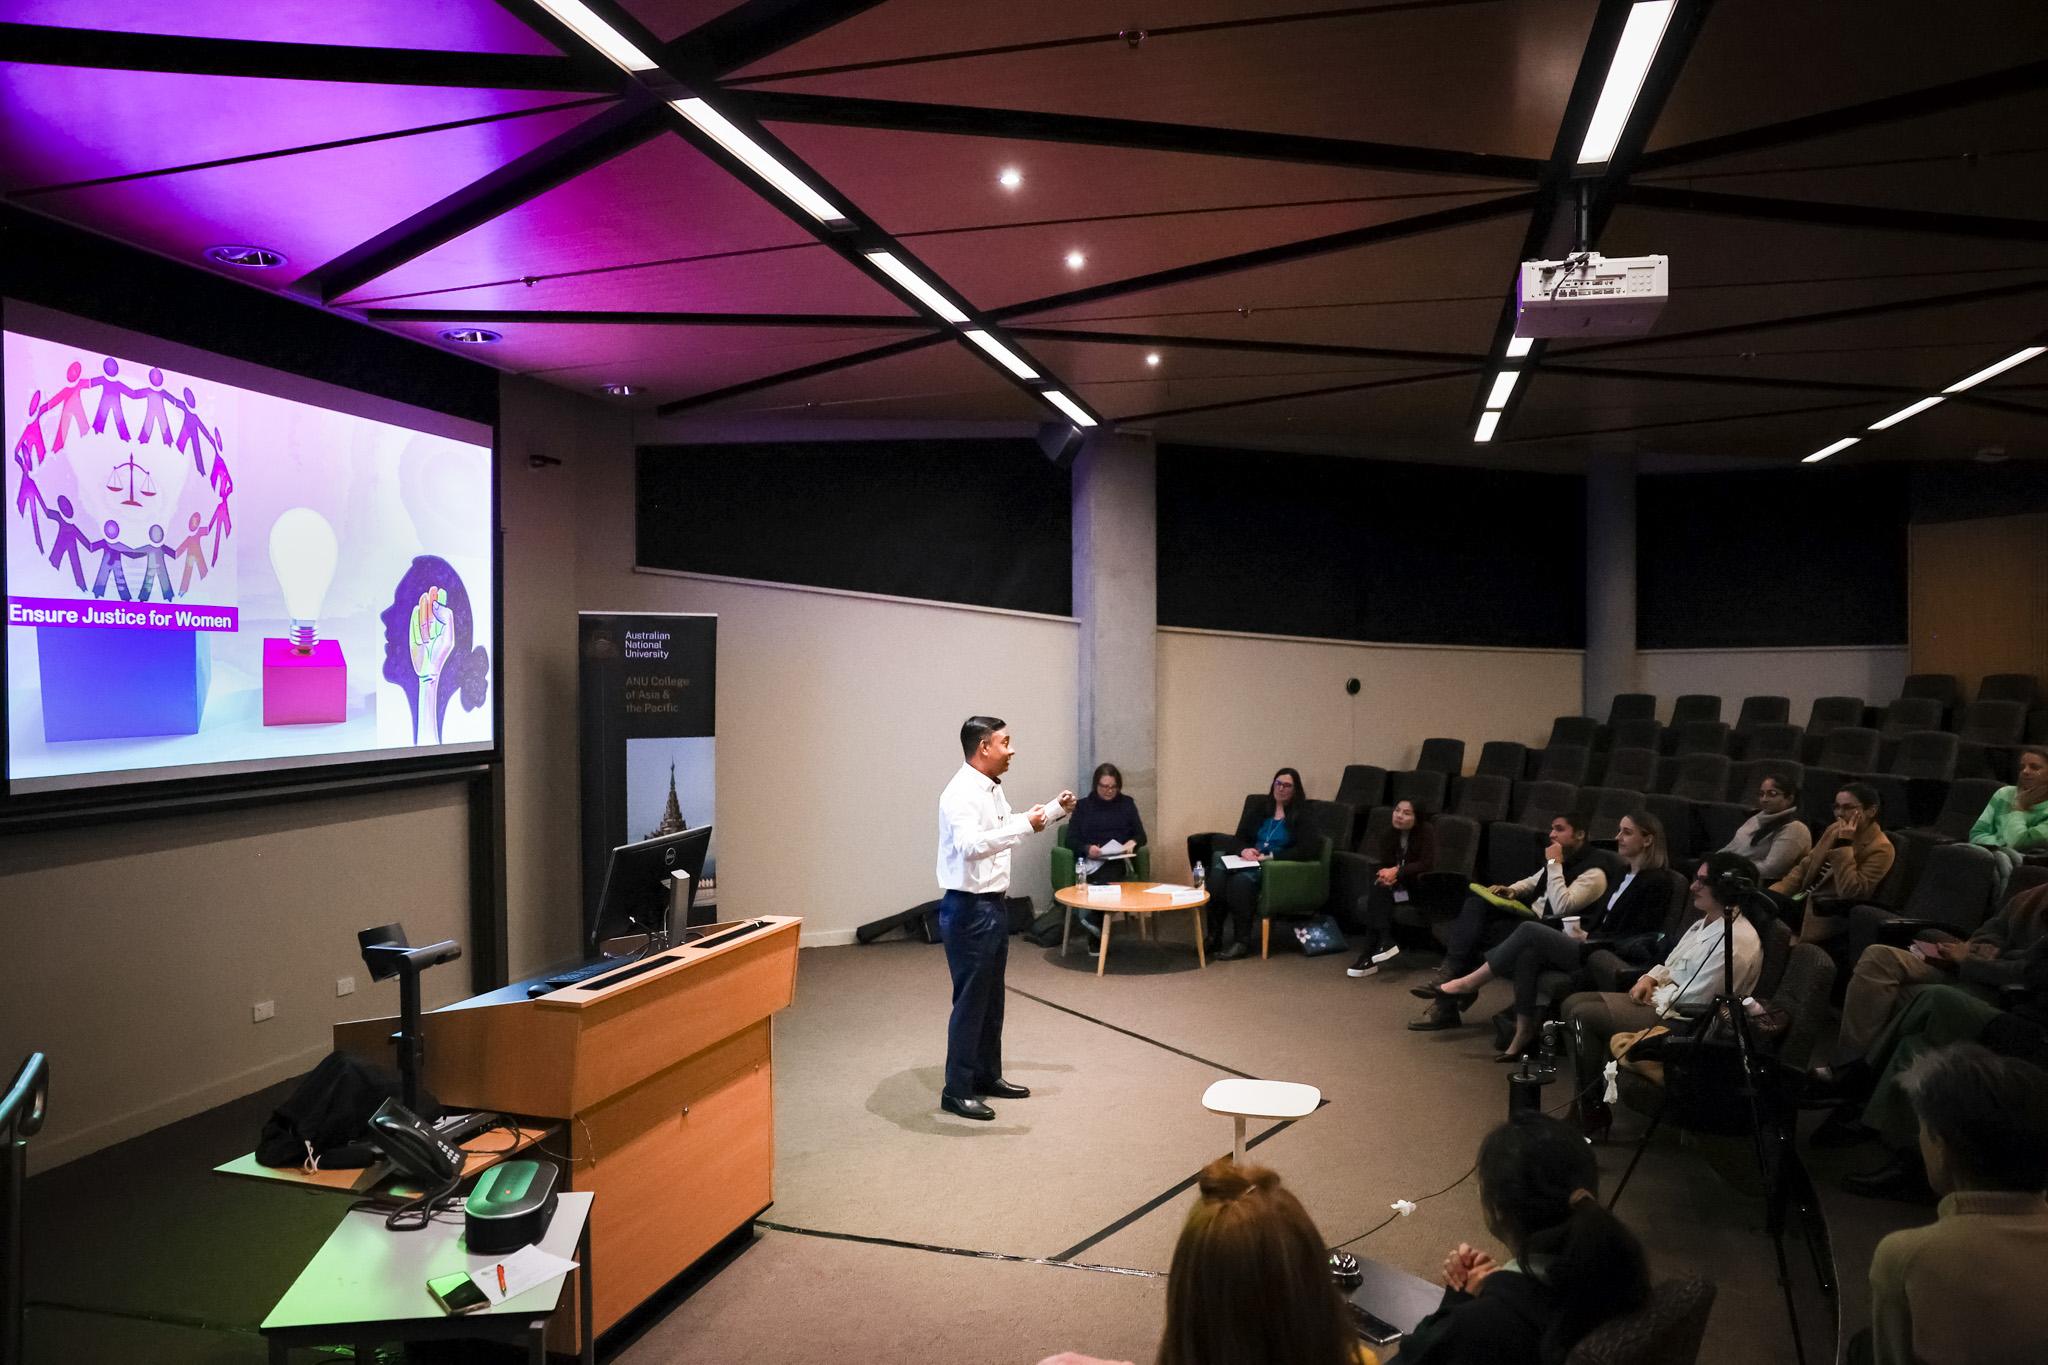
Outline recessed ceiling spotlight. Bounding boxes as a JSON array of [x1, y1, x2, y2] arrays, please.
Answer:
[[998, 167, 1023, 189], [1065, 250, 1086, 271], [1145, 353, 1161, 367], [600, 383, 638, 397], [440, 328, 502, 345], [205, 244, 287, 269]]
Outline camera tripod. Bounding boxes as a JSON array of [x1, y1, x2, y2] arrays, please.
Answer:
[[1595, 891, 1833, 1365]]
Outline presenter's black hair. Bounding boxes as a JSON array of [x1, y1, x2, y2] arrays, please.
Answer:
[[1903, 1043, 2048, 1192], [1478, 1115, 1649, 1363], [960, 715, 1007, 759]]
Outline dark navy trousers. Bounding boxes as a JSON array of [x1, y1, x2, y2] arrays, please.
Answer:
[[939, 889, 1008, 1100]]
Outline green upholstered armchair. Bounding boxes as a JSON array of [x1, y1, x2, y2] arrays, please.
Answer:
[[1256, 798, 1350, 958], [1051, 837, 1151, 890]]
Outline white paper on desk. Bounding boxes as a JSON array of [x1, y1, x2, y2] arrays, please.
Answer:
[[1220, 855, 1257, 870], [1084, 883, 1121, 901], [472, 1244, 579, 1305], [1098, 840, 1134, 857]]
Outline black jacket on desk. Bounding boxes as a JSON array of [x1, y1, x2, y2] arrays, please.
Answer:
[[1066, 793, 1146, 854], [1397, 1271, 1563, 1365]]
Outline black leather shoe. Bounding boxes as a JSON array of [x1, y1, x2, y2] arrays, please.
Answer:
[[941, 1094, 995, 1121], [1407, 1002, 1463, 1031], [1801, 1060, 1874, 1108], [1842, 1151, 1934, 1203], [1216, 941, 1251, 961], [979, 1078, 1030, 1099]]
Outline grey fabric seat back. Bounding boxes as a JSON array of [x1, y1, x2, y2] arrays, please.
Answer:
[[1815, 726, 1880, 773], [1734, 695, 1790, 730], [1601, 746, 1657, 793], [1547, 715, 1600, 749], [1644, 793, 1699, 858], [1416, 737, 1465, 777], [1334, 764, 1388, 814], [1978, 673, 2041, 708], [1805, 695, 1864, 737], [1299, 799, 1352, 852], [1672, 721, 1731, 757], [1514, 780, 1578, 826], [1608, 693, 1657, 723], [1727, 758, 1802, 804], [1476, 740, 1528, 779], [1670, 753, 1731, 803], [1670, 694, 1722, 727], [1959, 699, 2026, 745], [1741, 722, 1803, 761], [1561, 1276, 1716, 1365], [1356, 804, 1394, 855], [1927, 778, 2003, 840], [1889, 730, 1958, 780], [1901, 673, 1961, 710], [1432, 814, 1480, 879], [1536, 744, 1592, 786], [1385, 768, 1448, 814], [1452, 774, 1511, 824], [1607, 718, 1663, 753], [1588, 786, 1638, 842], [1881, 697, 1944, 737], [1903, 842, 2002, 934]]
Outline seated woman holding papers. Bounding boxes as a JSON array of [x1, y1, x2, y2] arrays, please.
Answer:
[[1204, 767, 1309, 962], [1068, 762, 1149, 942]]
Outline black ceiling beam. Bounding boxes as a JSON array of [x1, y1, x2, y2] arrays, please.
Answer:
[[989, 192, 1538, 322], [725, 90, 1548, 182], [1502, 398, 1876, 445], [298, 97, 667, 306], [1120, 367, 1477, 423], [0, 22, 616, 91], [1637, 58, 2048, 174], [1537, 361, 1930, 398], [655, 331, 953, 416], [365, 308, 922, 328], [1005, 327, 1485, 366], [1618, 184, 2048, 243], [669, 0, 893, 77], [1555, 275, 2048, 359]]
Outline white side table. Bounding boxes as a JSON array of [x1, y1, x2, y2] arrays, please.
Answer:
[[1201, 1079, 1321, 1163]]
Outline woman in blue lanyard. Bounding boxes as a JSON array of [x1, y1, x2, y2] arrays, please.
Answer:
[[1206, 767, 1308, 961]]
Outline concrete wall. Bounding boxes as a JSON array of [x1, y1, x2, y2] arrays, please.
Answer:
[[1155, 627, 1583, 877]]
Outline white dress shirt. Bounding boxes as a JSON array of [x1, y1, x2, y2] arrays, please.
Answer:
[[936, 763, 1052, 894], [1645, 912, 1761, 1016]]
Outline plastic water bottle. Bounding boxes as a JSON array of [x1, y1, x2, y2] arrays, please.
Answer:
[[1192, 862, 1206, 892]]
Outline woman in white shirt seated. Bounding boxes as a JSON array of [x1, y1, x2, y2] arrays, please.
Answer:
[[1561, 851, 1764, 1140]]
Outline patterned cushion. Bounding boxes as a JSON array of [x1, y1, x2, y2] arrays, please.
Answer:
[[1564, 1276, 1716, 1365]]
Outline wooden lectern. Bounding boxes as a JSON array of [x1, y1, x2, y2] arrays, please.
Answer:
[[334, 915, 800, 1339]]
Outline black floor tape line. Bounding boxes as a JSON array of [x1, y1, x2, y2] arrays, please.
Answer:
[[1049, 1116, 1306, 1263], [1005, 986, 1257, 1080], [754, 1220, 1160, 1278]]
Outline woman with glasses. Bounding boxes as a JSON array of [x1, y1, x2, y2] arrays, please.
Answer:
[[1771, 781, 1895, 945], [1201, 768, 1310, 961], [1067, 762, 1148, 943], [1561, 852, 1764, 1140], [1717, 773, 1811, 884]]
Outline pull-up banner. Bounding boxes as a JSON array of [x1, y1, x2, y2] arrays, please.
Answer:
[[577, 612, 717, 943]]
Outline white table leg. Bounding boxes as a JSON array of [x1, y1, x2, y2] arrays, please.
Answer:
[[1233, 1115, 1246, 1165]]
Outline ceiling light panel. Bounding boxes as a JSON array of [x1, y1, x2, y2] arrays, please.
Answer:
[[1473, 411, 1501, 442], [1505, 335, 1534, 359], [532, 0, 657, 72], [1577, 2, 1677, 164], [1485, 371, 1519, 410], [672, 98, 847, 225], [1042, 391, 1097, 428], [1943, 346, 2047, 393], [1803, 437, 1858, 464], [1867, 396, 1945, 431], [964, 329, 1040, 380], [864, 251, 969, 323]]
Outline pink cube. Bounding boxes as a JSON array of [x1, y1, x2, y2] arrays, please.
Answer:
[[262, 637, 347, 725]]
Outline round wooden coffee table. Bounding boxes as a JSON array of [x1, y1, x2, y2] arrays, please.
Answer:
[[1052, 881, 1209, 976]]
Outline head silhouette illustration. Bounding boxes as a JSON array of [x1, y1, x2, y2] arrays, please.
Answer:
[[103, 359, 118, 378], [102, 520, 119, 539], [57, 496, 72, 517], [188, 511, 203, 531], [148, 525, 165, 544], [27, 389, 40, 416], [380, 555, 490, 744], [65, 362, 81, 383]]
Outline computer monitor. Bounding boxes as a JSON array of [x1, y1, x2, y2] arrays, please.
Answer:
[[590, 826, 712, 954]]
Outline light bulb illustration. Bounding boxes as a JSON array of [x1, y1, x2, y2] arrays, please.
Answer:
[[268, 507, 337, 651]]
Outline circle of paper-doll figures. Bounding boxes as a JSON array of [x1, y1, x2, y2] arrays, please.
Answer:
[[9, 358, 235, 603]]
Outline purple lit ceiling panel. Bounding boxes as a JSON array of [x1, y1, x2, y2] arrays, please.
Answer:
[[766, 121, 1524, 237], [1, 1, 565, 54], [378, 320, 929, 405], [736, 1, 1597, 159], [615, 0, 755, 43], [686, 339, 1049, 422], [21, 103, 604, 287], [0, 64, 591, 193], [899, 194, 1507, 315], [335, 132, 903, 309], [351, 244, 913, 316]]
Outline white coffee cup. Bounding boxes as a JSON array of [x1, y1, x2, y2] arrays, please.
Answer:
[[1561, 916, 1584, 940]]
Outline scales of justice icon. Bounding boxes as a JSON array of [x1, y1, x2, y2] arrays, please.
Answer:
[[106, 448, 157, 508]]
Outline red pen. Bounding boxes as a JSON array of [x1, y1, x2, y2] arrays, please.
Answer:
[[496, 1264, 507, 1296]]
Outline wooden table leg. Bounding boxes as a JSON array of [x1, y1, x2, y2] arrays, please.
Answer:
[[1192, 907, 1207, 967], [1061, 903, 1073, 957], [1097, 913, 1112, 976]]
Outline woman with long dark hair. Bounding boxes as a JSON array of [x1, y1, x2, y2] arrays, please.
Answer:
[[1068, 762, 1149, 943], [1399, 1115, 1651, 1365], [1205, 768, 1309, 961], [1349, 797, 1436, 978]]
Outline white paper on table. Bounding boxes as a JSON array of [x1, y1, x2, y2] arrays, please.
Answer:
[[1142, 884, 1183, 894], [1098, 840, 1134, 857], [471, 1244, 580, 1305], [1084, 884, 1121, 901], [1220, 855, 1257, 870]]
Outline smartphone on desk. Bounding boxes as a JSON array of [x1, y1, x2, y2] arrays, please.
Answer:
[[427, 1272, 489, 1316]]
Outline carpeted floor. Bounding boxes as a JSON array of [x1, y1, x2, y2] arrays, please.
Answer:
[[23, 925, 1914, 1364]]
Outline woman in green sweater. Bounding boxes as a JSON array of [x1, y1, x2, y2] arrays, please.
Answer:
[[1970, 744, 2048, 895]]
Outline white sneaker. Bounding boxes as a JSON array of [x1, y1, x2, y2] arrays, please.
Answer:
[[1346, 953, 1379, 978], [1372, 945, 1402, 965]]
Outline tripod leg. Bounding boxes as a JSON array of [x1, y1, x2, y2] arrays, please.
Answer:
[[1607, 1097, 1665, 1210]]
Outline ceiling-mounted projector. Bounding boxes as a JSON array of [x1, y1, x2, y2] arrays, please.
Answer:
[[1516, 252, 1668, 338]]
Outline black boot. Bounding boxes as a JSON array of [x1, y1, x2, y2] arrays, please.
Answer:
[[1842, 1149, 1934, 1202]]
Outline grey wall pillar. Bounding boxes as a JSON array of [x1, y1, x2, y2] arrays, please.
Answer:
[[1071, 431, 1158, 829], [1584, 453, 1640, 719]]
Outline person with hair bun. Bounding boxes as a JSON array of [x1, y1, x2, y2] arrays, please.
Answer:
[[1039, 1159, 1374, 1365], [1399, 1115, 1650, 1365]]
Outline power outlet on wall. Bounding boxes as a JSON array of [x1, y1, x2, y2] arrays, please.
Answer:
[[251, 1000, 275, 1023], [335, 977, 356, 998]]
